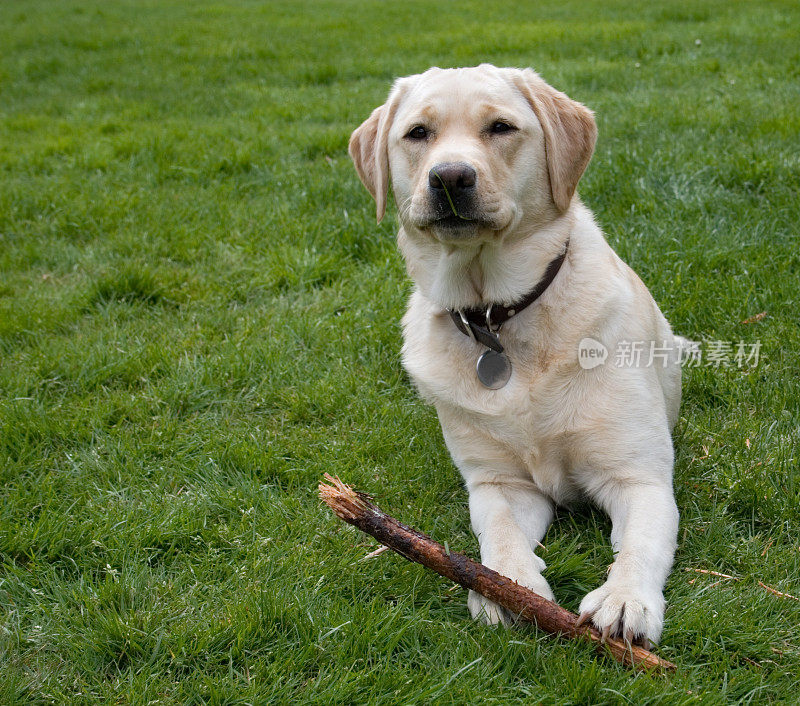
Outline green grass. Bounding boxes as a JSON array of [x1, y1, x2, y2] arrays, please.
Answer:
[[1, 0, 799, 702]]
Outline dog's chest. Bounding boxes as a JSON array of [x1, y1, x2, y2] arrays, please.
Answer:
[[401, 304, 580, 502], [470, 399, 577, 502]]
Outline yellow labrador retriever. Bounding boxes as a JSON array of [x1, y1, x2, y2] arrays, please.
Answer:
[[349, 64, 682, 647]]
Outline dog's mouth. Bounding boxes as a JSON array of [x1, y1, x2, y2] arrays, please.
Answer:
[[411, 215, 480, 240], [432, 213, 482, 229], [414, 214, 500, 242], [414, 208, 494, 232], [408, 191, 509, 238]]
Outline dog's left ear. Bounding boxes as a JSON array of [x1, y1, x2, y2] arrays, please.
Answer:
[[348, 78, 412, 223], [512, 69, 597, 212]]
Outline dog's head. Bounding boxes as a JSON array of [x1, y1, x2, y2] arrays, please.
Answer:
[[349, 64, 597, 242]]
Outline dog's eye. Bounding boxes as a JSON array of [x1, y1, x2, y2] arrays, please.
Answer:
[[489, 121, 516, 134], [405, 125, 428, 140]]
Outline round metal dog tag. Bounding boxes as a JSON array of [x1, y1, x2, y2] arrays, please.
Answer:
[[476, 350, 512, 389]]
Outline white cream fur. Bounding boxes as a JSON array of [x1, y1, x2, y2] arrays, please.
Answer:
[[349, 64, 681, 645]]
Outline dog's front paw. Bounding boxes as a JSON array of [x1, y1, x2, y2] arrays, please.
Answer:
[[468, 566, 554, 626], [578, 582, 665, 647]]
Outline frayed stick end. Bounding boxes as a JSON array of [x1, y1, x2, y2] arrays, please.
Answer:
[[319, 473, 371, 521]]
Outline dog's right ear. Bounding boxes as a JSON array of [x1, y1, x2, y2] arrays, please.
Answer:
[[348, 79, 411, 223]]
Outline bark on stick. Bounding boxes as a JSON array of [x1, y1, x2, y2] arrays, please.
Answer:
[[319, 474, 676, 672]]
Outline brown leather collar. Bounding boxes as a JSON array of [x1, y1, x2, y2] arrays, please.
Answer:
[[447, 238, 569, 352]]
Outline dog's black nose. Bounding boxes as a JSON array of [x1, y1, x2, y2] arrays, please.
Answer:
[[428, 162, 477, 194]]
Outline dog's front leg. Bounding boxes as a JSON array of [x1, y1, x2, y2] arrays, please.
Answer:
[[579, 480, 679, 646], [439, 416, 555, 625], [465, 478, 555, 625]]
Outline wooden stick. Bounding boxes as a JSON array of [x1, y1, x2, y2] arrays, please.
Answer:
[[319, 474, 676, 672]]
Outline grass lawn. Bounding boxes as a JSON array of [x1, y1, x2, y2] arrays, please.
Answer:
[[1, 0, 800, 702]]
